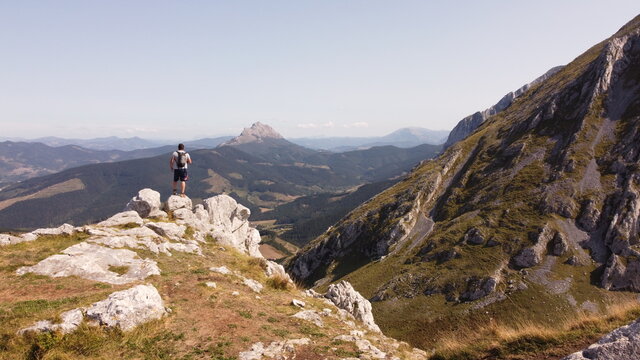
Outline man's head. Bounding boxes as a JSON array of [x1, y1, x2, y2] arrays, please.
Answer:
[[178, 143, 185, 150]]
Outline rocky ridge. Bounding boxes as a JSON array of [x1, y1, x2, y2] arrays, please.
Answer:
[[1, 188, 428, 359], [287, 14, 640, 352], [443, 65, 564, 148]]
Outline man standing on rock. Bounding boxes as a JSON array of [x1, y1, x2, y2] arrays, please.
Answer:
[[169, 143, 192, 197]]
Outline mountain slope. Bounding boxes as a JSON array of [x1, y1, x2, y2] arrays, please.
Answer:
[[287, 14, 640, 356], [0, 140, 440, 231], [0, 141, 174, 183]]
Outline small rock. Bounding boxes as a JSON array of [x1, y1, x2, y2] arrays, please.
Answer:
[[232, 291, 240, 296], [206, 282, 217, 288], [291, 299, 306, 307], [210, 266, 232, 275], [18, 308, 84, 335], [292, 310, 324, 327], [243, 278, 263, 293]]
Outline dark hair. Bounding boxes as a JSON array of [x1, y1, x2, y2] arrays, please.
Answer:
[[178, 143, 185, 150]]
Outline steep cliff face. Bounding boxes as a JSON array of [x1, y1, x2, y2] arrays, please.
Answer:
[[288, 15, 640, 350]]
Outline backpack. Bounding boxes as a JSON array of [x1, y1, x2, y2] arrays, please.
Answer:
[[176, 151, 187, 168]]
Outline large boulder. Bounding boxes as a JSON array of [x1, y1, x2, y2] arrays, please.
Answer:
[[85, 284, 167, 331], [98, 211, 144, 227], [125, 189, 162, 218], [16, 242, 160, 284], [165, 195, 193, 212], [562, 317, 640, 359], [204, 195, 262, 257], [325, 281, 381, 333]]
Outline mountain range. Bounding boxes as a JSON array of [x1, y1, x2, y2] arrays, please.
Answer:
[[0, 141, 174, 184], [287, 14, 640, 358], [0, 123, 441, 231]]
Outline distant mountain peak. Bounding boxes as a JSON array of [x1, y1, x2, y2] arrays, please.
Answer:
[[221, 122, 284, 146]]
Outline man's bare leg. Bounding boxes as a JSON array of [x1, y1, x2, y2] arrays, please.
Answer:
[[172, 181, 178, 195], [180, 181, 186, 197]]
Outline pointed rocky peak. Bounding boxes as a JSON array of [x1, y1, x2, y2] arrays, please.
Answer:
[[221, 122, 284, 146]]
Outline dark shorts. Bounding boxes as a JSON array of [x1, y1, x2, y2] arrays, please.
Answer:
[[173, 168, 188, 182]]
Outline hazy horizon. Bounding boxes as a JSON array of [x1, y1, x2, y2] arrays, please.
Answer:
[[2, 1, 639, 140]]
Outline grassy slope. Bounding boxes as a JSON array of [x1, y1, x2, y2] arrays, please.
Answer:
[[0, 231, 426, 360]]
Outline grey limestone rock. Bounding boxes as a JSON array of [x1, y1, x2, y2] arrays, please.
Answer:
[[98, 211, 144, 227], [204, 195, 262, 257], [16, 242, 160, 284], [145, 222, 186, 241], [512, 225, 555, 269], [577, 199, 601, 232], [125, 188, 162, 218], [165, 195, 193, 212], [292, 310, 324, 327], [325, 280, 381, 333], [601, 254, 640, 291], [243, 278, 264, 293], [550, 232, 569, 256], [85, 284, 167, 331], [459, 276, 498, 302], [18, 308, 84, 335], [32, 223, 76, 236], [562, 317, 640, 360], [238, 338, 310, 360]]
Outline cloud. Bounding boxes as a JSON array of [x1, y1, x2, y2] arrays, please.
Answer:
[[343, 122, 369, 128], [297, 121, 335, 129]]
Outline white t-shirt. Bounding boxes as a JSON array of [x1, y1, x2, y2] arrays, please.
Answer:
[[172, 151, 191, 169]]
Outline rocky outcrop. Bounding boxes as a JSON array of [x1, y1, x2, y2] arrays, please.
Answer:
[[511, 225, 556, 269], [16, 242, 160, 284], [19, 284, 166, 334], [459, 276, 498, 302], [562, 317, 640, 360], [85, 284, 167, 331], [203, 195, 262, 257], [444, 66, 563, 148], [325, 281, 381, 333]]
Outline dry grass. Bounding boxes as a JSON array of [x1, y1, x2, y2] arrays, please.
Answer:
[[430, 298, 640, 359], [266, 273, 296, 291]]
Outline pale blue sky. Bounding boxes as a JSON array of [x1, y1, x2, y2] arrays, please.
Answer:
[[1, 1, 639, 140]]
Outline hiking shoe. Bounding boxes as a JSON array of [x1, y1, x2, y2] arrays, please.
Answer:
[[172, 190, 177, 195]]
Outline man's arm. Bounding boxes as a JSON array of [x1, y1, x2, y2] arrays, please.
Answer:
[[187, 154, 193, 164], [169, 155, 174, 170]]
